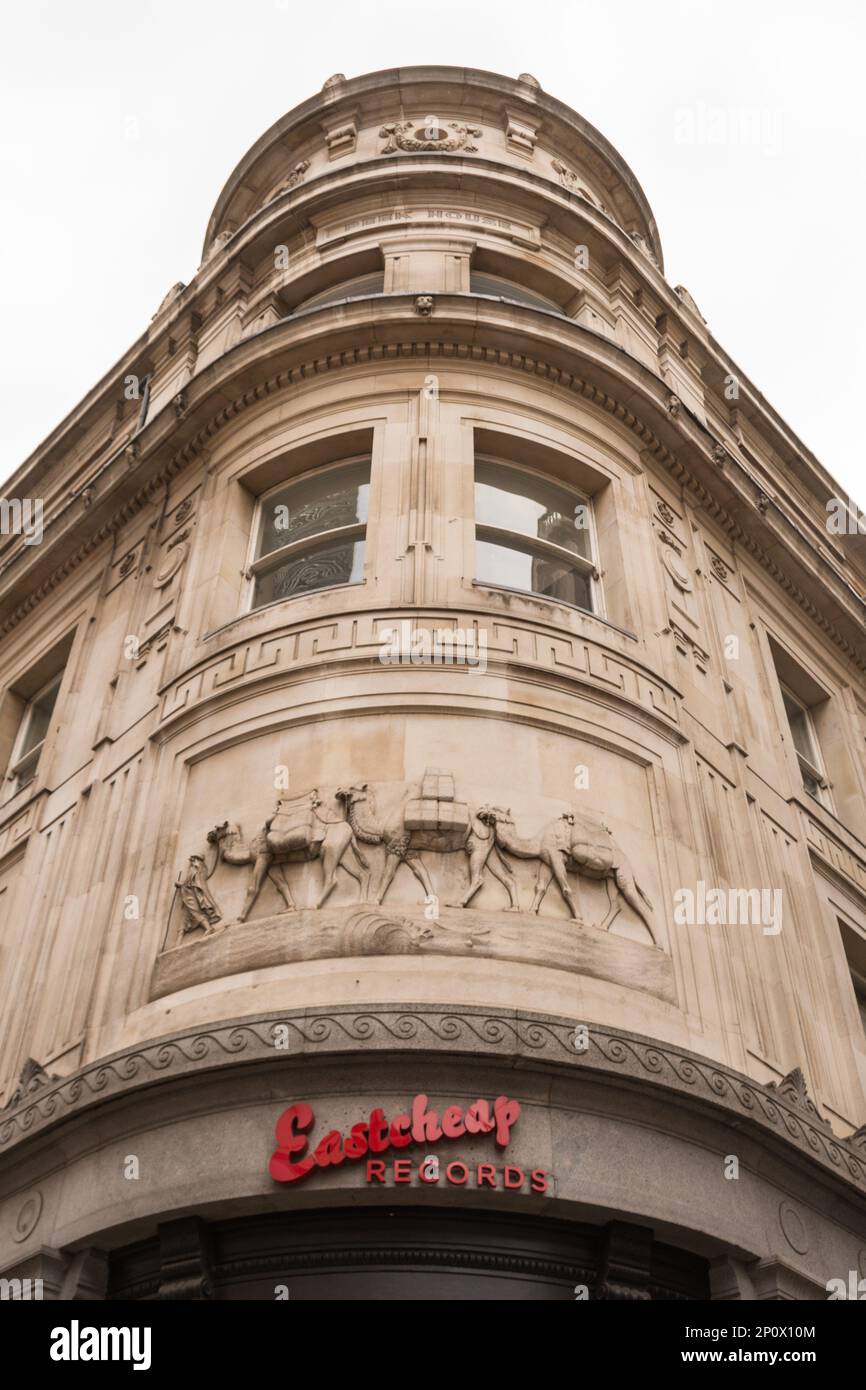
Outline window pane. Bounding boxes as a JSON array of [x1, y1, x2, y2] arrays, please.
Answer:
[[258, 462, 370, 557], [253, 539, 365, 607], [14, 748, 40, 792], [18, 677, 61, 759], [475, 461, 591, 561], [295, 273, 385, 313], [476, 537, 593, 611], [470, 273, 560, 313], [782, 690, 818, 764]]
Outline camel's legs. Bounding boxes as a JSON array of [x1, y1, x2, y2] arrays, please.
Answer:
[[349, 841, 371, 898], [374, 849, 402, 905], [315, 837, 345, 909], [548, 852, 579, 919], [486, 848, 520, 909], [531, 861, 553, 914], [267, 864, 295, 911], [452, 840, 494, 908], [613, 866, 656, 943], [376, 850, 434, 905], [599, 875, 621, 931], [239, 854, 272, 922], [350, 840, 370, 872], [405, 854, 436, 900]]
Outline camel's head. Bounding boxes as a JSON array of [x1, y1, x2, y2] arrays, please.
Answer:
[[336, 783, 368, 807], [477, 804, 513, 827], [207, 821, 237, 844]]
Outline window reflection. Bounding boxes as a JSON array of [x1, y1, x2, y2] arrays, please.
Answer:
[[474, 460, 596, 612], [251, 460, 370, 609]]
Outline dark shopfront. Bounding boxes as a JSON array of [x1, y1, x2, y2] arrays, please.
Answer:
[[107, 1207, 710, 1301]]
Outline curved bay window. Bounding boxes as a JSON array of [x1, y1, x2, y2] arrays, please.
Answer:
[[474, 459, 598, 613], [469, 272, 562, 314], [294, 272, 385, 314], [249, 459, 370, 610]]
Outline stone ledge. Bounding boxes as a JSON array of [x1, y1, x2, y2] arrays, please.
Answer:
[[151, 905, 671, 1003], [1, 1007, 864, 1201]]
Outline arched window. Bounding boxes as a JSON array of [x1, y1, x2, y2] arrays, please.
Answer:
[[294, 272, 385, 314], [249, 458, 370, 609], [474, 458, 597, 613], [469, 272, 562, 313]]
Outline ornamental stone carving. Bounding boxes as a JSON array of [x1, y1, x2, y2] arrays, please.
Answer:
[[379, 121, 482, 154], [710, 553, 730, 583], [475, 805, 657, 942], [268, 159, 310, 202], [173, 848, 222, 937], [191, 770, 657, 946]]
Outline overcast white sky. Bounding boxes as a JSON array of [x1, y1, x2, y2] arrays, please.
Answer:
[[2, 0, 863, 509]]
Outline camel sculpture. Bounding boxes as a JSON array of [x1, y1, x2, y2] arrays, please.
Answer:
[[208, 791, 369, 922], [477, 805, 657, 943], [335, 783, 519, 909]]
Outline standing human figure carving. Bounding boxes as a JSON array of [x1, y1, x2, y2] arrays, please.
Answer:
[[174, 849, 222, 937]]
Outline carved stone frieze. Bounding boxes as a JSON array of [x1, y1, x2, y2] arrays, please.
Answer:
[[379, 121, 481, 154], [1, 1009, 864, 1199], [4, 1057, 59, 1111], [188, 769, 660, 946], [766, 1067, 828, 1127], [158, 611, 682, 732], [268, 160, 311, 203]]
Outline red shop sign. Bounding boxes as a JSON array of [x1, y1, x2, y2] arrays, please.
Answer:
[[269, 1092, 535, 1186]]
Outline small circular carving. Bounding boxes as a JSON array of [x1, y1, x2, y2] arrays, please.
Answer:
[[174, 498, 193, 525], [13, 1191, 43, 1243], [661, 546, 692, 592], [153, 542, 188, 589], [656, 500, 676, 526], [778, 1200, 808, 1255]]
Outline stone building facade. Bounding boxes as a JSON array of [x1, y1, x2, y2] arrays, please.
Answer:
[[0, 67, 865, 1301]]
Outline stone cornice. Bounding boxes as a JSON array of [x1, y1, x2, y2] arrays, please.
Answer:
[[1, 303, 861, 676], [202, 67, 663, 266], [1, 1007, 863, 1200]]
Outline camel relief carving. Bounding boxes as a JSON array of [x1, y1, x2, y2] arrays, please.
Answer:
[[180, 768, 658, 944], [208, 790, 369, 922], [477, 806, 657, 943], [335, 779, 519, 910]]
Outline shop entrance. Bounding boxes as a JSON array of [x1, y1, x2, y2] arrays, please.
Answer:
[[108, 1207, 709, 1301]]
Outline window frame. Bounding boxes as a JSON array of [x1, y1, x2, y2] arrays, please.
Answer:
[[245, 454, 371, 613], [472, 455, 601, 617], [468, 271, 563, 314], [780, 682, 832, 809], [5, 669, 63, 796], [292, 271, 386, 315]]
